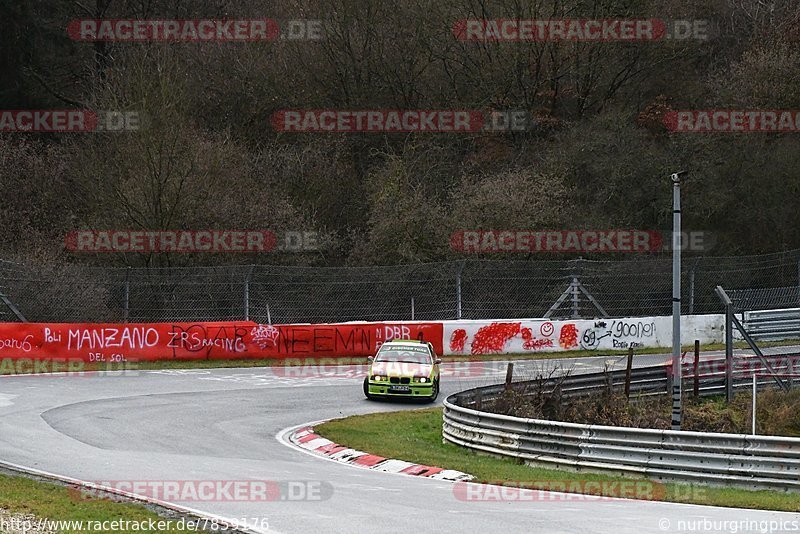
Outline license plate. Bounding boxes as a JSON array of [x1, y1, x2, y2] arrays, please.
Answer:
[[388, 385, 411, 393]]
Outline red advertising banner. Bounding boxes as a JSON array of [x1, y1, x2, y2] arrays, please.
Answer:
[[0, 322, 444, 363]]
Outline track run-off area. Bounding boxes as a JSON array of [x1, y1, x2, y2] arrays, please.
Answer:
[[1, 350, 799, 534]]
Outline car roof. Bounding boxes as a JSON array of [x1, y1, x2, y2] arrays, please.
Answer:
[[380, 340, 432, 350]]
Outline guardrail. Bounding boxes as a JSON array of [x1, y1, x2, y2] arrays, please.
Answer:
[[443, 357, 800, 491], [743, 308, 800, 341]]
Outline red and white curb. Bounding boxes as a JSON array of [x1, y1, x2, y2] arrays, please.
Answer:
[[288, 426, 474, 482]]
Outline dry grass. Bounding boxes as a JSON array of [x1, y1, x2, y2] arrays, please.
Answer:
[[487, 384, 800, 436]]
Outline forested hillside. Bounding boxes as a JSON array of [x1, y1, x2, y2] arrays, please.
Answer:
[[1, 0, 798, 267]]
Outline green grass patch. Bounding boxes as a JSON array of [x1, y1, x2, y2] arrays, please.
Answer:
[[317, 408, 800, 512], [0, 472, 210, 533]]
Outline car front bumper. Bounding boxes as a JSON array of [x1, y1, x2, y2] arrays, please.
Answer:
[[367, 381, 434, 397]]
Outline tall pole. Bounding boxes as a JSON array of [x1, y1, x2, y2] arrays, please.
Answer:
[[671, 171, 687, 431]]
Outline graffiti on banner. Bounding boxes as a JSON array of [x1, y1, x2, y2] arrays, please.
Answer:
[[445, 319, 658, 356], [0, 322, 443, 362]]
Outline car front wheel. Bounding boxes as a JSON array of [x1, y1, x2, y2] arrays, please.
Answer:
[[427, 379, 439, 403], [363, 377, 375, 400]]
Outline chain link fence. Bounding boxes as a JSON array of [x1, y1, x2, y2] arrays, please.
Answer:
[[2, 250, 800, 323]]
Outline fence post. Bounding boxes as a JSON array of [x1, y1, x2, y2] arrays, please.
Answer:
[[455, 261, 464, 320], [571, 257, 584, 319], [411, 297, 415, 321], [715, 286, 736, 402], [688, 262, 697, 314], [624, 347, 634, 398], [693, 339, 700, 399], [725, 301, 734, 402], [243, 279, 249, 321], [123, 266, 130, 323], [244, 264, 254, 321], [505, 362, 514, 391]]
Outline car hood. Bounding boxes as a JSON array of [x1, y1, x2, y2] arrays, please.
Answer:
[[370, 362, 433, 377]]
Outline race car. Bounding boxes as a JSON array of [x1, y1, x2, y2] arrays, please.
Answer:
[[363, 339, 441, 402]]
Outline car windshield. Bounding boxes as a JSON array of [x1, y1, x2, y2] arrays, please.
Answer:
[[374, 347, 432, 364]]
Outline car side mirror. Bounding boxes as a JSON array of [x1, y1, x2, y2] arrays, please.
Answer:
[[435, 358, 442, 365], [367, 356, 374, 363]]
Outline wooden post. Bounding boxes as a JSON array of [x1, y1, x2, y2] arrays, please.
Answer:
[[693, 339, 700, 399], [624, 347, 634, 398], [505, 362, 514, 391]]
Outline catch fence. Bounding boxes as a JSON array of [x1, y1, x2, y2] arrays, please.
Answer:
[[2, 250, 800, 323]]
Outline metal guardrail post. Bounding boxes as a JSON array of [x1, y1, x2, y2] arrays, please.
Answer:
[[624, 347, 634, 398], [505, 363, 514, 391], [716, 286, 734, 402]]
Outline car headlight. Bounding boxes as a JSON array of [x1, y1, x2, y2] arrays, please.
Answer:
[[418, 377, 428, 383], [372, 375, 382, 381]]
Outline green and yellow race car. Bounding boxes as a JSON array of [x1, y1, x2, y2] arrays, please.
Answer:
[[363, 339, 441, 402]]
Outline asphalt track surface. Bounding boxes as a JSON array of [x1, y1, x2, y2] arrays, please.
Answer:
[[1, 349, 799, 534]]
